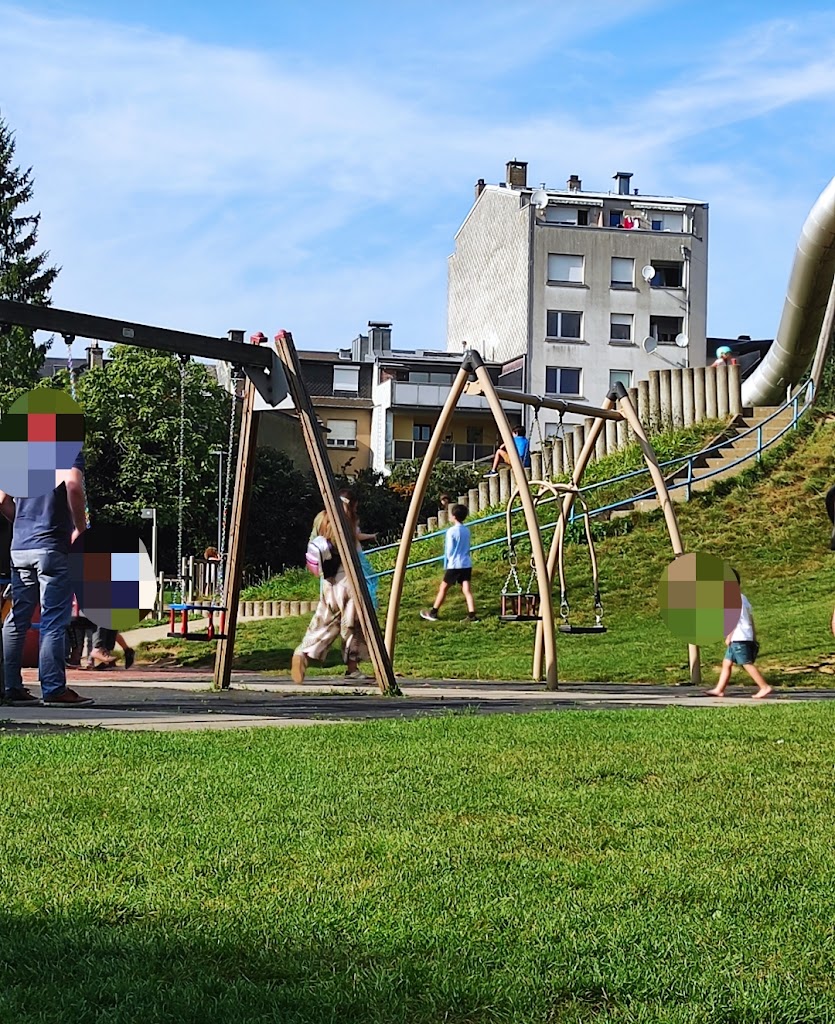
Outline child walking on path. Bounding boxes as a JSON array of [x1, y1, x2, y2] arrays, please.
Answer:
[[705, 571, 772, 699], [420, 504, 478, 622]]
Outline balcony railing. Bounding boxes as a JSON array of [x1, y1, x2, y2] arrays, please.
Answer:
[[392, 440, 495, 464]]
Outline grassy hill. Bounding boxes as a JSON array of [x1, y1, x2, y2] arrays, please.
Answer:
[[141, 412, 835, 689]]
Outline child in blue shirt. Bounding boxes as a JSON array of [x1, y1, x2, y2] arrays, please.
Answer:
[[484, 425, 531, 477], [420, 504, 478, 622]]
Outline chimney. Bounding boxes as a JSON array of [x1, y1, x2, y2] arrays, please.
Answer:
[[613, 171, 633, 196], [505, 159, 527, 189], [368, 321, 392, 353], [474, 178, 486, 200], [567, 174, 582, 192], [86, 341, 103, 370]]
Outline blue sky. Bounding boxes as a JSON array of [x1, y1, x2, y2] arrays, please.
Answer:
[[3, 1, 835, 353]]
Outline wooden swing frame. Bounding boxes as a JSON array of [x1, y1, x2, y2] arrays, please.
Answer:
[[383, 354, 701, 690], [0, 299, 401, 697]]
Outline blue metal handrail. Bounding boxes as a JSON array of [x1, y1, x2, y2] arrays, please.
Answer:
[[365, 381, 814, 578]]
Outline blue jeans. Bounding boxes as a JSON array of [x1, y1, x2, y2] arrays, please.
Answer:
[[2, 549, 73, 699]]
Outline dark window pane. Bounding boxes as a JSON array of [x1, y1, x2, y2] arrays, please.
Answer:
[[561, 368, 581, 394]]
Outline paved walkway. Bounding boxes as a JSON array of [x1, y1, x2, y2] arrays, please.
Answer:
[[1, 666, 832, 733]]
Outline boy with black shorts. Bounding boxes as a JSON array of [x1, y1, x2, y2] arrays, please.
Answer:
[[420, 504, 478, 622]]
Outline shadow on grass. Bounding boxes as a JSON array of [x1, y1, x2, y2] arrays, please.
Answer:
[[0, 910, 606, 1024]]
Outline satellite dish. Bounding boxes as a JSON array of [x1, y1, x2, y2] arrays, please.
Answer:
[[675, 332, 689, 349], [641, 265, 656, 283], [530, 189, 549, 212], [642, 335, 658, 354]]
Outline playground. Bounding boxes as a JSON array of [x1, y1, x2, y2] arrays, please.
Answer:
[[3, 174, 835, 1024]]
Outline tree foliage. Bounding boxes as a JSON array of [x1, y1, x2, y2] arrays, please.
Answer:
[[0, 113, 58, 409], [69, 346, 231, 570]]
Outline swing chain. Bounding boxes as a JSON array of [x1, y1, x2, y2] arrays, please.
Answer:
[[216, 365, 241, 601], [501, 545, 523, 595], [175, 355, 189, 603]]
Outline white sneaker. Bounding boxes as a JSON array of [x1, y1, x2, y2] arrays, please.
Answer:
[[344, 670, 372, 681]]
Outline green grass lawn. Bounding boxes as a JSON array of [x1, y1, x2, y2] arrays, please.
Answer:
[[2, 705, 835, 1023], [141, 415, 835, 689]]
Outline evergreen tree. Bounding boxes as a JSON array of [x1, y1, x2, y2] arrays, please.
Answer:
[[0, 113, 59, 409]]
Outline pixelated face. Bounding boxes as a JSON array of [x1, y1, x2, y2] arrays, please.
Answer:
[[69, 524, 155, 630], [658, 552, 742, 645], [0, 389, 84, 498]]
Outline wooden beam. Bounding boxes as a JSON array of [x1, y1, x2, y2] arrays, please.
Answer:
[[274, 330, 400, 696], [470, 358, 559, 689], [213, 335, 264, 689], [384, 367, 470, 657], [0, 298, 287, 407]]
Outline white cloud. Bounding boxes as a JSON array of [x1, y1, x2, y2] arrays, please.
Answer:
[[2, 3, 835, 350]]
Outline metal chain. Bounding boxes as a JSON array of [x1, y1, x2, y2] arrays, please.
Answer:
[[216, 366, 240, 602], [175, 356, 188, 603], [501, 547, 523, 596]]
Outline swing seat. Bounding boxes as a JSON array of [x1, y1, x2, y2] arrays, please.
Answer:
[[166, 603, 228, 641], [558, 624, 607, 634]]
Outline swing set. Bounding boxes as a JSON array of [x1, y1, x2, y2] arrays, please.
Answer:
[[384, 348, 702, 690], [1, 298, 401, 695]]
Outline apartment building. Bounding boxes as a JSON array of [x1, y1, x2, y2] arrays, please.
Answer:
[[447, 160, 708, 428]]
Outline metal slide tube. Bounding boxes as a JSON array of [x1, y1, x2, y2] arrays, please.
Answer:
[[384, 367, 470, 658], [614, 386, 701, 686], [744, 175, 835, 406]]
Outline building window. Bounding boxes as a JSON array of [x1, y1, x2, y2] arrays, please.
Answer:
[[650, 315, 684, 345], [543, 421, 561, 438], [650, 211, 684, 232], [466, 426, 484, 445], [609, 369, 632, 390], [610, 314, 633, 343], [611, 257, 634, 288], [609, 209, 623, 228], [546, 310, 582, 341], [326, 419, 357, 448], [650, 261, 684, 288], [408, 371, 429, 384], [413, 423, 431, 441], [332, 366, 359, 393], [545, 366, 582, 396], [547, 253, 584, 284], [544, 207, 590, 226]]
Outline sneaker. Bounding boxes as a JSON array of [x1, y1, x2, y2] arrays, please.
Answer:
[[344, 670, 372, 681], [420, 609, 439, 621], [2, 687, 41, 706], [42, 688, 95, 707], [291, 652, 308, 684], [465, 614, 480, 622], [483, 470, 498, 478]]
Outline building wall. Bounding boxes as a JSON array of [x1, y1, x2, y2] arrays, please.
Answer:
[[321, 408, 373, 474], [447, 188, 531, 362], [528, 211, 708, 418]]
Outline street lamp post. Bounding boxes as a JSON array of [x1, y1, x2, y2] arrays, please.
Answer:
[[210, 447, 224, 552], [140, 507, 158, 612]]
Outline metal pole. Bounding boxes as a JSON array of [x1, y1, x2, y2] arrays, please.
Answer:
[[216, 449, 223, 552]]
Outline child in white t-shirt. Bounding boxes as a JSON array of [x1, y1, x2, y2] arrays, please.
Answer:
[[705, 569, 772, 699]]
